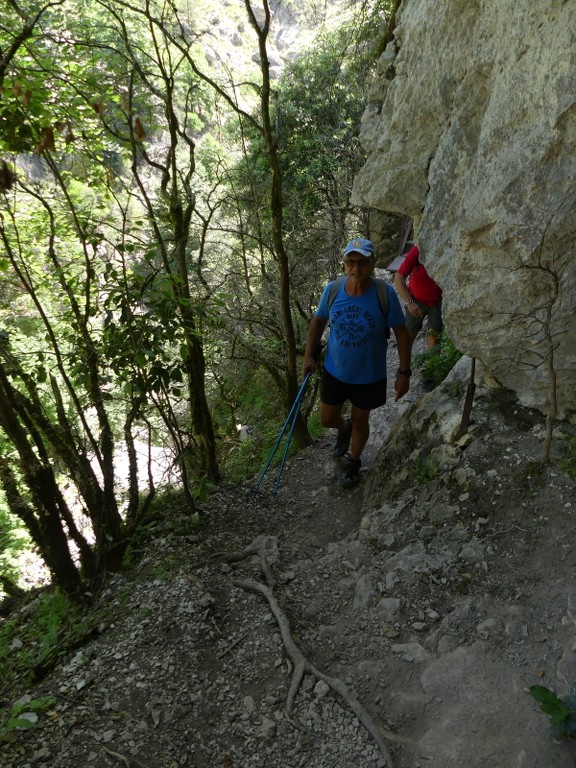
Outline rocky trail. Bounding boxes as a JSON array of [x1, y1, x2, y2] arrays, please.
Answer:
[[3, 345, 576, 768]]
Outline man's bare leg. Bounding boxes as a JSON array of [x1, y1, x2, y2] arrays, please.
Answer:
[[349, 405, 371, 462]]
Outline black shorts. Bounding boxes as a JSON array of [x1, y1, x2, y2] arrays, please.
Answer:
[[320, 369, 387, 411]]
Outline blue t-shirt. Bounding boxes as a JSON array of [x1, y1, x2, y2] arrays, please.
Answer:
[[315, 279, 404, 384]]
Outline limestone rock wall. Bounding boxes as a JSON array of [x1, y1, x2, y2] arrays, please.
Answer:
[[352, 0, 576, 420]]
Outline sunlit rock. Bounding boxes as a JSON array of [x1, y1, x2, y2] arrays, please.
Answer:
[[353, 0, 576, 420]]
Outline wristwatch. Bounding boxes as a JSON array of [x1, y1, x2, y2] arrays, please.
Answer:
[[404, 299, 415, 309], [397, 369, 412, 377]]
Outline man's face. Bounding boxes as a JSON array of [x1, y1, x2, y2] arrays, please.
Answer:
[[344, 254, 374, 274]]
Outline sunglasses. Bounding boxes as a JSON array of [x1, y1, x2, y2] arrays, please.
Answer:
[[344, 258, 371, 267]]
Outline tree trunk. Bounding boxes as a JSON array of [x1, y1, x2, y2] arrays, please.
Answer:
[[245, 0, 312, 448], [170, 168, 221, 483], [0, 413, 83, 595]]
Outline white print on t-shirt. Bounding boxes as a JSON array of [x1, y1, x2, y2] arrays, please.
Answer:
[[331, 304, 377, 350]]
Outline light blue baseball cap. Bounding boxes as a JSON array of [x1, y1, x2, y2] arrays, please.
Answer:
[[343, 237, 375, 258]]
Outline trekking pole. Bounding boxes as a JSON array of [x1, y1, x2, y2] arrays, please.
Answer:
[[254, 372, 311, 494], [272, 375, 312, 494]]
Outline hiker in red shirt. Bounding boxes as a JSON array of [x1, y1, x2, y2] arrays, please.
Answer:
[[394, 244, 443, 352]]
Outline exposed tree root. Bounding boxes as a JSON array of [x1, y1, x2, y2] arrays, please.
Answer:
[[101, 745, 149, 767], [209, 534, 279, 585], [234, 577, 409, 767]]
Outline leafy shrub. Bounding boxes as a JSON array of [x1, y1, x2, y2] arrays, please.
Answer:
[[414, 454, 438, 484], [0, 589, 100, 692], [0, 494, 34, 592], [530, 684, 576, 739], [1, 695, 56, 740], [559, 438, 576, 477], [413, 333, 462, 388], [218, 368, 323, 484]]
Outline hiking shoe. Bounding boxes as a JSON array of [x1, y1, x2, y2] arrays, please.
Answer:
[[331, 419, 352, 458], [340, 455, 361, 488]]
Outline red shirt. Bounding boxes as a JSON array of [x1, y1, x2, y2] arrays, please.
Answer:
[[397, 245, 442, 305]]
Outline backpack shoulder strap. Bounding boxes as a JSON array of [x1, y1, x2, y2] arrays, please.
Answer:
[[373, 279, 391, 340], [327, 275, 347, 309], [373, 278, 389, 316], [328, 275, 389, 316]]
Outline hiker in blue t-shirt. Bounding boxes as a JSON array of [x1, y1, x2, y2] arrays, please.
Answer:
[[302, 237, 411, 488]]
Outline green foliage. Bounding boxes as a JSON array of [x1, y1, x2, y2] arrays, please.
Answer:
[[273, 17, 378, 251], [0, 5, 56, 155], [0, 0, 223, 588], [206, 5, 391, 463], [214, 366, 323, 484], [413, 333, 462, 388], [147, 488, 202, 536], [559, 438, 576, 477], [121, 517, 160, 568], [0, 695, 56, 740], [0, 494, 32, 587], [23, 590, 70, 659], [225, 424, 297, 486], [189, 476, 216, 503], [0, 589, 96, 691], [0, 0, 393, 591], [305, 410, 324, 441], [217, 368, 288, 482], [414, 453, 438, 484], [530, 684, 576, 739], [121, 499, 201, 570]]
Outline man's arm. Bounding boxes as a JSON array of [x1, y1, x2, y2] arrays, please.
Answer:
[[392, 323, 411, 400], [394, 271, 423, 318], [302, 316, 327, 376]]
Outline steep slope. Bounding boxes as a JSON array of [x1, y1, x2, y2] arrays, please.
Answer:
[[3, 353, 576, 768]]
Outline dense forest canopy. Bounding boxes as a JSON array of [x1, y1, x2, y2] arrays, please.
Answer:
[[0, 0, 392, 594]]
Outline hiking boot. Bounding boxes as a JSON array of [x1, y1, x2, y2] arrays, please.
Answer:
[[340, 455, 361, 488], [331, 419, 352, 458]]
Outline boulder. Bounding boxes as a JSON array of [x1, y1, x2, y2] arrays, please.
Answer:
[[352, 0, 576, 421]]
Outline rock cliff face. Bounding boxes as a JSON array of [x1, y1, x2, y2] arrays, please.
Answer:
[[352, 0, 576, 421]]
